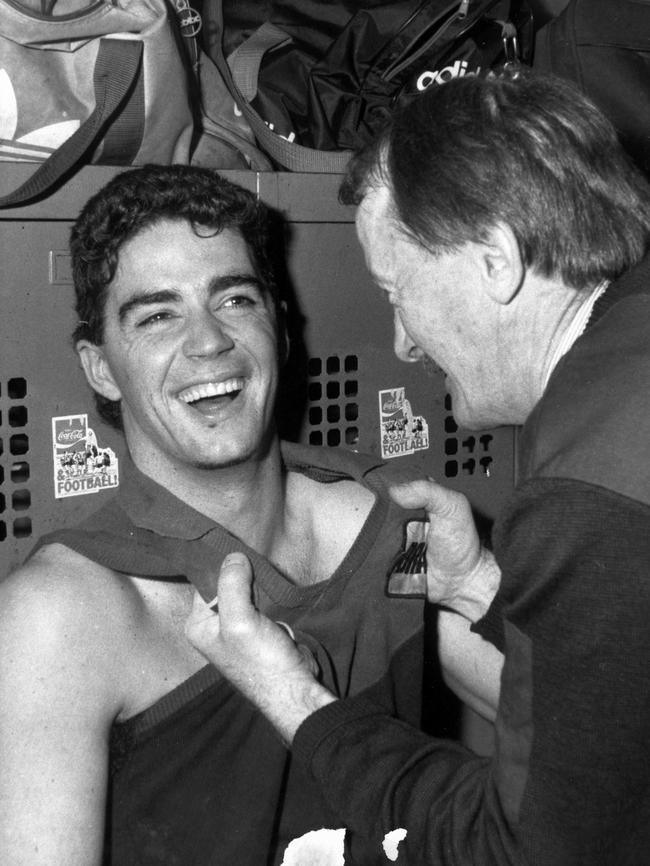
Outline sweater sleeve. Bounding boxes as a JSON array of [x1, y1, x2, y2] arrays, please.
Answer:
[[294, 697, 514, 864], [293, 479, 650, 865]]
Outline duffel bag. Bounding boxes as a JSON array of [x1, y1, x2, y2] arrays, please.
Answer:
[[202, 0, 534, 172], [0, 0, 195, 207]]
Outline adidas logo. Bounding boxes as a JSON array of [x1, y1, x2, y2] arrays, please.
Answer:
[[416, 59, 481, 91]]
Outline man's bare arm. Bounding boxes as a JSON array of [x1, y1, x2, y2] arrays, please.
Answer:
[[437, 611, 503, 721], [0, 549, 125, 865]]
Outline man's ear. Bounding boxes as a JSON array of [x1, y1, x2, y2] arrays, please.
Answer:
[[479, 222, 524, 305], [77, 341, 122, 402]]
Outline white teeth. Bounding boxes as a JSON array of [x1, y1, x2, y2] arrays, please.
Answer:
[[178, 378, 245, 403]]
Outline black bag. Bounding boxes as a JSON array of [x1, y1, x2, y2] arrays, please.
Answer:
[[202, 0, 534, 171], [534, 0, 650, 177]]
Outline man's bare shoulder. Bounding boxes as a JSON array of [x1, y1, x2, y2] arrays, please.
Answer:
[[0, 543, 143, 694], [331, 475, 377, 513], [3, 541, 138, 616], [14, 540, 116, 573], [290, 470, 375, 528], [285, 472, 376, 583], [2, 541, 206, 721]]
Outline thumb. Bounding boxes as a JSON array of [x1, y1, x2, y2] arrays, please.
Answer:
[[216, 552, 255, 624], [390, 477, 459, 516]]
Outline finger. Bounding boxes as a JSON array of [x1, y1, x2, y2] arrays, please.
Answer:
[[389, 477, 458, 516], [216, 552, 256, 625], [297, 642, 320, 677]]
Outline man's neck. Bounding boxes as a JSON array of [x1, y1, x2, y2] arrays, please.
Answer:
[[541, 280, 608, 390], [131, 439, 288, 557], [509, 273, 589, 414]]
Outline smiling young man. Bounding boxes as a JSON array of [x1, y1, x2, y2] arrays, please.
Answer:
[[0, 165, 501, 866]]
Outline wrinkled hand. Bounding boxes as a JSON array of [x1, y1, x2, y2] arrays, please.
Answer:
[[390, 478, 501, 621], [185, 552, 335, 744]]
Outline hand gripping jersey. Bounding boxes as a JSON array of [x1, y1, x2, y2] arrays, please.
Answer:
[[32, 442, 427, 865]]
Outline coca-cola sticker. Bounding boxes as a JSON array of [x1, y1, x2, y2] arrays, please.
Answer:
[[378, 387, 429, 460], [52, 414, 119, 499]]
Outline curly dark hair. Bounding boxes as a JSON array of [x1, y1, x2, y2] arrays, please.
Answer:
[[70, 164, 278, 429]]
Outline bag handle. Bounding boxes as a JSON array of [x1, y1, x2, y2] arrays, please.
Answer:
[[213, 19, 353, 172], [0, 38, 143, 209]]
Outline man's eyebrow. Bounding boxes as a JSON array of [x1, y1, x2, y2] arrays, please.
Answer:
[[118, 290, 180, 324], [207, 273, 266, 297], [117, 274, 267, 324]]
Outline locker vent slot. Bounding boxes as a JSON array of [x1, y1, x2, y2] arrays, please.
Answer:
[[307, 355, 359, 448], [443, 393, 494, 477], [0, 378, 32, 543]]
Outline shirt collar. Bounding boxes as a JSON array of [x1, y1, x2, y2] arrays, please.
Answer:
[[542, 280, 609, 390], [117, 456, 218, 540], [116, 442, 384, 540]]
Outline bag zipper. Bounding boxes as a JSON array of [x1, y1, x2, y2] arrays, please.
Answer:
[[381, 0, 507, 82]]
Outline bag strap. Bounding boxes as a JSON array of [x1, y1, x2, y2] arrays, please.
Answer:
[[212, 17, 353, 172], [0, 38, 143, 209], [228, 22, 292, 100]]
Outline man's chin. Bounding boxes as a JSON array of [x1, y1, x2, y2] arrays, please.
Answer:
[[446, 392, 481, 432], [452, 403, 503, 432], [188, 454, 251, 472], [186, 435, 276, 472]]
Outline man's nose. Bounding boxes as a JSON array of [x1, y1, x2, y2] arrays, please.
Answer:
[[393, 310, 424, 363], [183, 312, 234, 357]]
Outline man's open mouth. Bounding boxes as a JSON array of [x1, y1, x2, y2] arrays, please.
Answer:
[[178, 378, 245, 413]]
